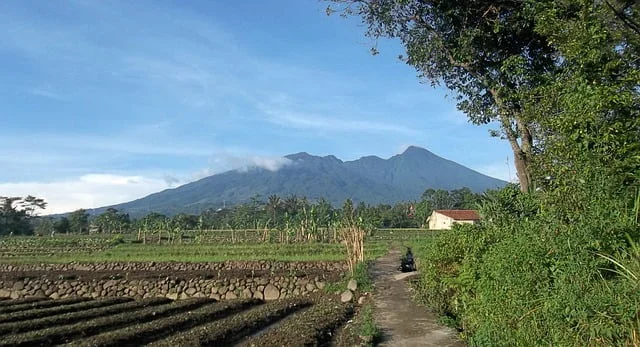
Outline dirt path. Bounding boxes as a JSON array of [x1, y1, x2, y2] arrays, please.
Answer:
[[373, 249, 465, 347]]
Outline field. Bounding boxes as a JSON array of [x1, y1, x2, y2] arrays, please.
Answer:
[[0, 296, 353, 346], [0, 229, 438, 346]]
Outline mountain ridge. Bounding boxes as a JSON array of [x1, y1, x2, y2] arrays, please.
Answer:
[[82, 146, 507, 217]]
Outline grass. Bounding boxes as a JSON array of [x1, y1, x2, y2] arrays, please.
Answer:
[[0, 236, 389, 264], [358, 303, 382, 345]]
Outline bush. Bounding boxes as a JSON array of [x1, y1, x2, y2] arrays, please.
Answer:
[[413, 184, 640, 345]]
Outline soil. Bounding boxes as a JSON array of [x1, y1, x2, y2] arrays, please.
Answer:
[[373, 249, 465, 347]]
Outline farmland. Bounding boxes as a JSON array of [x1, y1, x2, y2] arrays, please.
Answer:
[[0, 295, 352, 346], [0, 229, 440, 346]]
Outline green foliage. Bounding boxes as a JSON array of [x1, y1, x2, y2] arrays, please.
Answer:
[[68, 209, 89, 234], [413, 185, 640, 345], [358, 304, 382, 344], [0, 196, 47, 236]]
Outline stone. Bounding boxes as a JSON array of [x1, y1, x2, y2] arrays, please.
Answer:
[[0, 289, 10, 298], [340, 290, 354, 303], [347, 279, 358, 292], [185, 288, 197, 296], [49, 292, 60, 299], [209, 293, 221, 301], [358, 296, 366, 305], [225, 292, 238, 300], [12, 281, 24, 291], [263, 284, 280, 301], [103, 280, 117, 289], [252, 291, 264, 300], [211, 287, 219, 294], [166, 292, 179, 300], [315, 281, 326, 290], [306, 283, 316, 292], [10, 291, 20, 299], [241, 288, 252, 299], [193, 292, 206, 298], [179, 293, 189, 300]]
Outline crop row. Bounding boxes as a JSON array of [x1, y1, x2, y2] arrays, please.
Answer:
[[67, 298, 262, 347], [0, 296, 352, 346], [240, 301, 354, 346], [0, 297, 131, 324], [0, 297, 169, 337], [153, 298, 313, 346], [0, 297, 90, 315]]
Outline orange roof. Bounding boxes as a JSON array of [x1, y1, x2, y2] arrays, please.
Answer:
[[434, 210, 480, 220]]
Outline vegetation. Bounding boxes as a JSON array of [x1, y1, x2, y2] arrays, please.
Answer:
[[0, 196, 47, 236], [329, 0, 640, 344]]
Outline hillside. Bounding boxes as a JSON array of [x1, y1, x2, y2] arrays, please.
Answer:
[[86, 146, 506, 217]]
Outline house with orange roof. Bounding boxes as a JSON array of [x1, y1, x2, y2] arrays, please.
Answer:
[[427, 210, 481, 230]]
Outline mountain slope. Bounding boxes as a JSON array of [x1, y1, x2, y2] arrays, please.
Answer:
[[86, 146, 506, 217]]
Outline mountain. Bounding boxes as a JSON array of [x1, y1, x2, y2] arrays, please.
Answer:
[[85, 146, 506, 217]]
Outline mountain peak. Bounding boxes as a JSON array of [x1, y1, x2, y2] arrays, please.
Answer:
[[402, 145, 430, 155], [285, 152, 314, 161]]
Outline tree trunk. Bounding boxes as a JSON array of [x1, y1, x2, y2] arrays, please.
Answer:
[[500, 114, 534, 193]]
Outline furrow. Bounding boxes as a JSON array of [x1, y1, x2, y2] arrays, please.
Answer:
[[67, 299, 261, 347], [0, 298, 213, 347]]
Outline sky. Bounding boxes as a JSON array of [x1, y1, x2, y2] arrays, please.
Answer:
[[0, 0, 515, 214]]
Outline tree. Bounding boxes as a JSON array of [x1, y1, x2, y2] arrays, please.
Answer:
[[328, 0, 558, 192], [69, 209, 89, 234], [0, 196, 47, 236], [95, 208, 131, 233], [54, 217, 71, 234]]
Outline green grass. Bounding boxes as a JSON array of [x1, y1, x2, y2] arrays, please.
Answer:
[[0, 237, 389, 264], [358, 303, 382, 345]]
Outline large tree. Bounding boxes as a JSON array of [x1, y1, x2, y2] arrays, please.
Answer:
[[328, 0, 558, 192]]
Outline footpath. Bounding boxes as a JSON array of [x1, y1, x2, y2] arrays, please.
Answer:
[[372, 249, 465, 346]]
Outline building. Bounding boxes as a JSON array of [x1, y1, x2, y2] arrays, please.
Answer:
[[427, 210, 481, 230]]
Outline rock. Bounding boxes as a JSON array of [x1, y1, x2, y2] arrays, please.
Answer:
[[225, 292, 238, 300], [241, 288, 252, 299], [12, 281, 24, 291], [103, 280, 117, 289], [166, 293, 179, 300], [209, 293, 221, 301], [306, 283, 316, 292], [193, 292, 206, 298], [179, 293, 189, 300], [211, 287, 219, 294], [10, 291, 20, 299], [347, 279, 358, 291], [185, 288, 197, 296], [49, 292, 60, 299], [253, 291, 264, 300], [358, 296, 366, 305], [315, 281, 326, 290], [340, 290, 354, 303], [0, 289, 10, 298], [263, 284, 280, 301]]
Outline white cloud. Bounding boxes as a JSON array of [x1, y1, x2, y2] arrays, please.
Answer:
[[210, 152, 292, 172], [28, 86, 65, 100], [0, 174, 171, 215], [259, 104, 418, 136]]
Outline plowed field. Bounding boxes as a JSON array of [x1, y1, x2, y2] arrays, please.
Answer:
[[0, 296, 353, 347]]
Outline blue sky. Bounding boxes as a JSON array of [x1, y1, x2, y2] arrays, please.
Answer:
[[0, 0, 514, 214]]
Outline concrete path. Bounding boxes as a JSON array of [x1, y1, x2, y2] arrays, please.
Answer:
[[373, 249, 465, 347]]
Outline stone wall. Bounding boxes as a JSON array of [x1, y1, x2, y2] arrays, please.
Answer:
[[0, 275, 328, 301], [0, 261, 343, 301]]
